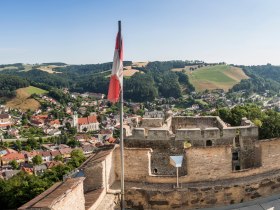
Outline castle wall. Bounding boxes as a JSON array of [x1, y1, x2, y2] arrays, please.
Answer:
[[147, 129, 170, 140], [125, 171, 280, 209], [114, 148, 152, 181], [141, 118, 163, 127], [49, 179, 85, 210], [261, 138, 280, 170], [171, 116, 222, 132], [185, 146, 232, 181], [81, 148, 116, 192]]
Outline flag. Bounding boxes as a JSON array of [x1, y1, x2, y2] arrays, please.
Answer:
[[107, 31, 123, 103]]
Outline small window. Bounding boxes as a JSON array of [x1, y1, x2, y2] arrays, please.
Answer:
[[206, 140, 212, 146], [153, 168, 158, 174], [235, 135, 240, 147], [235, 165, 240, 171], [232, 152, 239, 161]]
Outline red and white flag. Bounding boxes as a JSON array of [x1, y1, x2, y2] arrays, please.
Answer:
[[107, 31, 123, 103]]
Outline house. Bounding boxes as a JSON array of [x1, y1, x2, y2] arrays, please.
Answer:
[[25, 151, 40, 162], [33, 164, 47, 176], [2, 170, 20, 180], [30, 115, 48, 127], [0, 113, 14, 128], [40, 151, 52, 162], [41, 143, 69, 151], [1, 153, 25, 165], [98, 129, 113, 142], [50, 150, 61, 160], [7, 128, 20, 138], [48, 119, 61, 128], [81, 145, 94, 155], [73, 113, 99, 132], [45, 161, 62, 169], [0, 113, 11, 123], [46, 128, 61, 136], [59, 148, 72, 158]]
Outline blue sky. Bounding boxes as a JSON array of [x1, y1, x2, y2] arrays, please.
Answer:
[[1, 0, 280, 65]]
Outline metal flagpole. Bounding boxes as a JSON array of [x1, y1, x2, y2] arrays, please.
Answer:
[[118, 20, 125, 210]]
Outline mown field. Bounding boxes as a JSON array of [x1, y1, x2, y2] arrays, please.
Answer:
[[5, 86, 47, 111], [186, 65, 249, 91]]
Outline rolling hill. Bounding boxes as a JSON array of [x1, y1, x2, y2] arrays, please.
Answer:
[[185, 65, 249, 92], [5, 86, 48, 111]]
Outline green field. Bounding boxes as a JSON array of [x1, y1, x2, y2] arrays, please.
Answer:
[[24, 86, 48, 95], [186, 65, 249, 92]]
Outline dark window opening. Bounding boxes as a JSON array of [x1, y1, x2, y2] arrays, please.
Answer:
[[235, 135, 240, 147], [235, 165, 240, 171], [232, 152, 239, 160], [206, 140, 212, 146], [153, 168, 158, 174]]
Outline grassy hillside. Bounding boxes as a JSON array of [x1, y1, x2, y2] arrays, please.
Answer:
[[6, 86, 47, 111], [186, 65, 249, 92]]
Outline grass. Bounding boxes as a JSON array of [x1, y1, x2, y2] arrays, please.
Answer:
[[5, 86, 47, 111], [24, 86, 48, 95], [186, 65, 249, 92]]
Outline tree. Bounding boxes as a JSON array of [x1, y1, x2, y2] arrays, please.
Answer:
[[14, 140, 22, 151], [67, 149, 85, 168], [27, 137, 38, 149], [32, 155, 43, 165], [54, 155, 63, 162], [9, 160, 19, 170]]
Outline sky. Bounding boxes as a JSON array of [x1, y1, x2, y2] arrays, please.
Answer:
[[1, 0, 280, 65]]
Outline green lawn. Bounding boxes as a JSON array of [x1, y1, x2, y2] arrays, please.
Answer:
[[190, 65, 235, 83], [186, 65, 248, 92], [25, 86, 48, 95]]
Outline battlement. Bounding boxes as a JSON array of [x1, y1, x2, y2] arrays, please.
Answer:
[[127, 116, 258, 147]]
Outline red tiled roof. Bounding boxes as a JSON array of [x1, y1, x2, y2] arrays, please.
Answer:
[[26, 151, 39, 157], [59, 148, 72, 155], [108, 137, 116, 143], [50, 150, 61, 157], [0, 114, 9, 119], [78, 115, 97, 125], [2, 153, 25, 161], [34, 115, 48, 119], [40, 151, 51, 157]]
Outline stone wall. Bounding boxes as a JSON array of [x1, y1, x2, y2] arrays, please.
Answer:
[[171, 116, 223, 131], [185, 146, 232, 181], [125, 171, 280, 209], [50, 179, 85, 210], [79, 147, 116, 192], [114, 148, 152, 181], [19, 178, 85, 210], [141, 118, 163, 128]]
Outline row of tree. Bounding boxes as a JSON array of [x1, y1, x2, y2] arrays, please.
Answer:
[[215, 104, 280, 139]]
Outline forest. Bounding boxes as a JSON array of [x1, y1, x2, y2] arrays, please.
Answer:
[[229, 64, 280, 95], [0, 60, 195, 102]]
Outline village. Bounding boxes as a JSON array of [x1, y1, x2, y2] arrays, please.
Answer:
[[0, 87, 279, 181]]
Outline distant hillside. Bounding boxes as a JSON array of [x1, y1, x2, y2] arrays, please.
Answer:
[[0, 74, 29, 104], [229, 64, 280, 95], [5, 86, 47, 111], [185, 65, 249, 92]]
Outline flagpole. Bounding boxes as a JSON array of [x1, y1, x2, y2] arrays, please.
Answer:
[[118, 20, 125, 210]]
